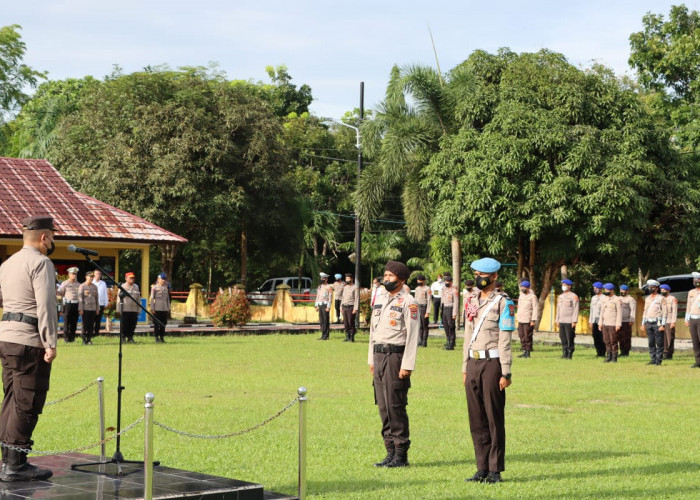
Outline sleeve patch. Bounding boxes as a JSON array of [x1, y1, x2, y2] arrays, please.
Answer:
[[499, 299, 516, 331], [409, 303, 419, 320]]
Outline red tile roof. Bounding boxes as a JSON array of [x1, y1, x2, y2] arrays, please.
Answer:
[[0, 157, 187, 244]]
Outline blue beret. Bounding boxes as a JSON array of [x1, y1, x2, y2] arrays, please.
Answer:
[[470, 257, 501, 273], [592, 281, 603, 289], [520, 281, 530, 288], [158, 272, 167, 279], [603, 283, 615, 290], [620, 284, 629, 291], [334, 274, 342, 280], [660, 284, 671, 291], [561, 279, 573, 286]]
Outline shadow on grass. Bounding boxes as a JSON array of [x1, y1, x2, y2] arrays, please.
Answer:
[[510, 450, 638, 463], [538, 482, 700, 499], [307, 477, 426, 496], [410, 458, 472, 468], [515, 461, 700, 482]]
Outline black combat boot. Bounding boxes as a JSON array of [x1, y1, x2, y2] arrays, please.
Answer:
[[561, 348, 568, 359], [465, 470, 488, 482], [385, 444, 409, 468], [343, 334, 350, 342], [524, 350, 531, 358], [374, 441, 395, 467], [605, 352, 612, 363], [350, 333, 355, 342], [518, 350, 526, 358], [1, 448, 52, 482], [568, 350, 574, 359], [612, 354, 618, 363]]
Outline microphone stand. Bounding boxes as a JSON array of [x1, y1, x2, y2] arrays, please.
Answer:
[[70, 254, 163, 476]]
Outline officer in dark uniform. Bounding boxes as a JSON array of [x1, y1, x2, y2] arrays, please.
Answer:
[[463, 257, 515, 484], [369, 261, 420, 468]]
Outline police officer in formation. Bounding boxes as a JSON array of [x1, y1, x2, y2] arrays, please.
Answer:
[[555, 279, 579, 359], [599, 283, 622, 363], [332, 273, 345, 324], [430, 275, 443, 323], [117, 272, 140, 343], [642, 279, 666, 366], [685, 272, 700, 367], [618, 284, 636, 356], [369, 260, 419, 469], [515, 280, 538, 358], [150, 272, 170, 343], [340, 273, 359, 342], [78, 271, 99, 345], [463, 258, 514, 484], [413, 275, 431, 347], [441, 275, 459, 350], [660, 284, 677, 360], [588, 282, 606, 357], [58, 267, 80, 342], [315, 272, 334, 341]]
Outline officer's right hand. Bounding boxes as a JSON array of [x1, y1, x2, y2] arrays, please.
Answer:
[[44, 348, 57, 363], [463, 372, 467, 387], [686, 321, 690, 327], [369, 364, 374, 376]]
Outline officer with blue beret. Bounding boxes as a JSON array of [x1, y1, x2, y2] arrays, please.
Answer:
[[515, 280, 538, 358], [589, 282, 606, 357], [659, 284, 677, 360], [463, 257, 515, 484], [618, 285, 636, 356], [555, 279, 579, 359]]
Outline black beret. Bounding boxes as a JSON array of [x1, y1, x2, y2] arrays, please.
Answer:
[[22, 215, 57, 231], [444, 275, 453, 282], [345, 273, 353, 278], [416, 274, 426, 281], [385, 260, 410, 281]]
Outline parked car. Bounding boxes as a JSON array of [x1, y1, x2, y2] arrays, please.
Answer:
[[248, 276, 314, 305], [642, 274, 694, 302]]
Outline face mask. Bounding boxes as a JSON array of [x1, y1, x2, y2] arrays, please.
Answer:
[[520, 288, 528, 294], [603, 290, 610, 296], [445, 282, 452, 287], [661, 290, 669, 296], [695, 280, 700, 288], [416, 281, 424, 286], [383, 280, 399, 292], [438, 279, 443, 283], [475, 275, 492, 289], [45, 237, 55, 256], [466, 287, 473, 292], [649, 287, 657, 294], [620, 291, 627, 296], [562, 285, 570, 292], [345, 279, 351, 284]]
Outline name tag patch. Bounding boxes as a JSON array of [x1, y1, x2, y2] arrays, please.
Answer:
[[390, 306, 403, 313]]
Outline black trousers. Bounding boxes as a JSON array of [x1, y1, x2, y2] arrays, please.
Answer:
[[342, 305, 356, 335], [334, 300, 342, 322], [466, 358, 505, 472], [443, 306, 455, 347], [154, 311, 168, 340], [63, 303, 79, 342], [120, 311, 138, 341], [373, 351, 410, 448], [646, 322, 663, 364], [82, 310, 96, 344], [619, 323, 632, 354], [690, 319, 700, 364], [432, 297, 442, 323], [94, 306, 104, 336], [318, 305, 330, 339], [0, 342, 51, 450], [559, 323, 575, 354], [418, 305, 429, 345], [591, 322, 605, 356]]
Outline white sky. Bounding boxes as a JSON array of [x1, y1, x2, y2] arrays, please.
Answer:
[[3, 0, 697, 118]]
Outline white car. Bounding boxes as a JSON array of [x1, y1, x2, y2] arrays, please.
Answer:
[[248, 277, 314, 305]]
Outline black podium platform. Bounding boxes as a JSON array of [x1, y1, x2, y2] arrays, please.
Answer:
[[0, 453, 298, 499]]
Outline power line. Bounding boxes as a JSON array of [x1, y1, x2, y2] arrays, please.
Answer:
[[313, 209, 405, 225]]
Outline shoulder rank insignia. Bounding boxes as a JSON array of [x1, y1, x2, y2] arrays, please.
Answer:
[[408, 303, 419, 320], [499, 298, 516, 331]]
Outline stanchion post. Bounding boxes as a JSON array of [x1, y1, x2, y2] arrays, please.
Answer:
[[298, 386, 308, 500], [144, 393, 155, 500], [97, 377, 106, 462]]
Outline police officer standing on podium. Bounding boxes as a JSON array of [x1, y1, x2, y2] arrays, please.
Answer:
[[463, 257, 515, 484], [0, 215, 57, 481], [369, 261, 419, 468]]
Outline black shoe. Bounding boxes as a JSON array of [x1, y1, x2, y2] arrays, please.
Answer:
[[484, 472, 501, 484], [518, 351, 527, 358], [385, 455, 409, 468], [465, 470, 488, 482], [160, 338, 166, 343], [612, 354, 618, 363], [0, 462, 53, 481], [604, 352, 612, 363], [691, 363, 700, 368], [647, 361, 655, 365], [374, 451, 395, 468]]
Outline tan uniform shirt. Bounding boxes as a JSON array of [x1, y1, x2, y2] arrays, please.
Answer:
[[686, 289, 700, 321], [0, 245, 58, 349], [315, 283, 334, 307], [150, 283, 170, 312], [462, 290, 513, 376], [367, 288, 420, 371], [332, 281, 345, 300], [642, 293, 666, 325], [619, 295, 636, 323], [589, 294, 602, 324], [555, 291, 579, 324], [60, 280, 80, 303], [79, 282, 100, 313], [663, 294, 677, 325], [340, 283, 359, 309], [516, 291, 539, 323], [117, 283, 141, 313], [599, 294, 622, 327], [413, 285, 432, 315], [441, 286, 459, 310]]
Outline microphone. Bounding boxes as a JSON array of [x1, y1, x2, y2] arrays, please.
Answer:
[[67, 245, 99, 257]]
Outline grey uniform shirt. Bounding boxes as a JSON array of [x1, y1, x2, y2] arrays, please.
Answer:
[[340, 283, 359, 309], [367, 288, 420, 371], [150, 284, 170, 312], [117, 283, 141, 313], [516, 291, 539, 323], [686, 289, 700, 321], [441, 286, 459, 310], [589, 294, 602, 324], [60, 280, 80, 302], [599, 295, 622, 327], [619, 295, 636, 322], [556, 291, 579, 324], [462, 290, 513, 376], [0, 245, 58, 349], [642, 294, 666, 325], [413, 285, 432, 315], [664, 295, 678, 325], [79, 282, 100, 313]]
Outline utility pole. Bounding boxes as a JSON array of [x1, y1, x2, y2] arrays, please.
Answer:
[[355, 82, 364, 329]]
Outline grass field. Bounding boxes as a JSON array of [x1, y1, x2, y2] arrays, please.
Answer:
[[33, 332, 700, 499]]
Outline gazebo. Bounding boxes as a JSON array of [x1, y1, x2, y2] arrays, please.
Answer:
[[0, 157, 187, 302]]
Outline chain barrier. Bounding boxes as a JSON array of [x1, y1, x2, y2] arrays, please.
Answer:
[[154, 397, 299, 439], [0, 416, 144, 456], [45, 380, 98, 407]]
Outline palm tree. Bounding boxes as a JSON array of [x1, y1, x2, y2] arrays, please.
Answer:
[[339, 230, 404, 282]]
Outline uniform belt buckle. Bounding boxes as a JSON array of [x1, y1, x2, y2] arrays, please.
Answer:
[[473, 351, 480, 360]]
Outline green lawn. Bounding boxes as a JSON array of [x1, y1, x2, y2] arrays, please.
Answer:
[[34, 333, 700, 499]]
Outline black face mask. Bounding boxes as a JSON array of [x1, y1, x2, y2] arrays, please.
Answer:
[[475, 275, 492, 289], [345, 280, 352, 284], [466, 287, 473, 292], [416, 281, 424, 286], [620, 291, 627, 296], [603, 290, 611, 296], [46, 239, 55, 256], [695, 280, 700, 288], [520, 288, 528, 294], [661, 290, 669, 296], [649, 287, 658, 294], [383, 280, 399, 292], [445, 282, 452, 287]]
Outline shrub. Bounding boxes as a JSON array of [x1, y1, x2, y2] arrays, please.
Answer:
[[210, 288, 251, 327], [103, 286, 119, 319], [359, 288, 372, 324]]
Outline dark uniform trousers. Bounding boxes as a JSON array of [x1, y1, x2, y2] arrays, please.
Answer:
[[559, 323, 575, 355], [373, 351, 410, 448], [432, 297, 441, 323], [0, 342, 51, 449], [342, 306, 356, 336], [334, 299, 342, 323], [318, 306, 330, 339], [663, 325, 675, 359], [418, 305, 429, 346], [82, 311, 96, 344], [689, 319, 700, 364], [94, 306, 104, 336], [443, 307, 455, 348], [618, 323, 632, 355], [466, 358, 505, 472], [120, 312, 138, 341], [154, 311, 168, 340], [591, 323, 605, 356], [63, 303, 79, 342], [602, 326, 619, 355], [517, 323, 533, 352], [645, 322, 663, 364]]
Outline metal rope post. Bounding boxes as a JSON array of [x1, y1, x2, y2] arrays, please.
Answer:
[[298, 386, 308, 500], [144, 393, 155, 500], [97, 377, 106, 462]]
